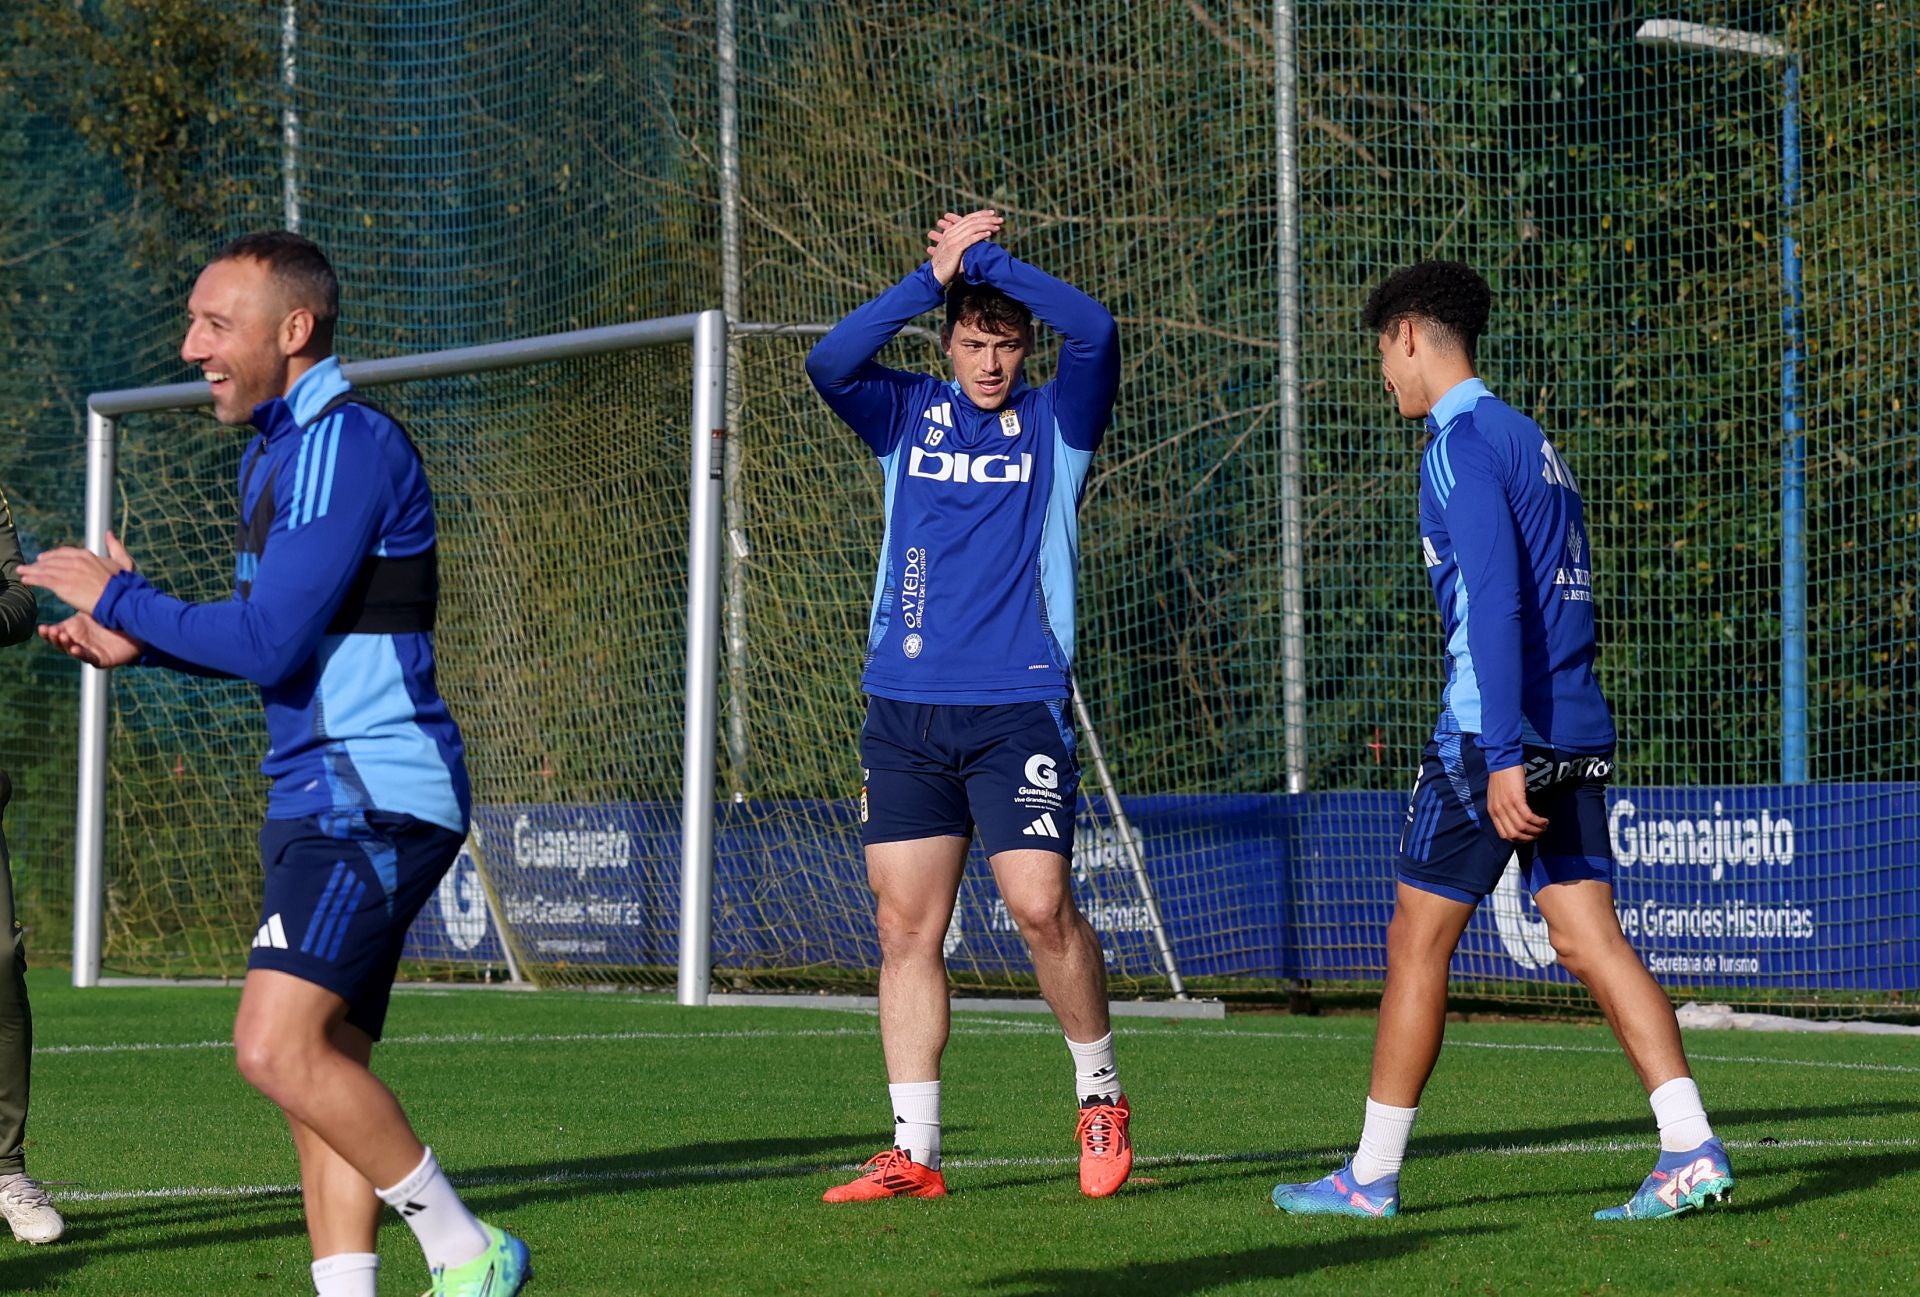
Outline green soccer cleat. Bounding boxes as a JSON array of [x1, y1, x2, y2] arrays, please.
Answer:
[[425, 1224, 531, 1297]]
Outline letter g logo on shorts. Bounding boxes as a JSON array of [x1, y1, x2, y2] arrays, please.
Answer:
[[1024, 754, 1058, 790]]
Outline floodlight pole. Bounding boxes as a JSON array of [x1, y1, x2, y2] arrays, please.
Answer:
[[717, 0, 750, 797], [1274, 0, 1309, 795], [1634, 20, 1806, 785], [280, 0, 301, 231]]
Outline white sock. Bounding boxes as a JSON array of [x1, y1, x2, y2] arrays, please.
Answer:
[[311, 1252, 379, 1297], [375, 1147, 489, 1270], [1351, 1097, 1419, 1184], [889, 1081, 942, 1169], [1065, 1031, 1121, 1103], [1650, 1076, 1715, 1152]]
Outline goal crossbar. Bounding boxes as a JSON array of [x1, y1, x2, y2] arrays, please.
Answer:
[[71, 311, 730, 999]]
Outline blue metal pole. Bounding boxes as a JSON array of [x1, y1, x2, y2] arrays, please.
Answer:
[[1780, 56, 1808, 784]]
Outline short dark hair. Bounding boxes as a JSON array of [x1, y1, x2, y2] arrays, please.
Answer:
[[1361, 260, 1490, 358], [942, 280, 1031, 344], [212, 230, 340, 342]]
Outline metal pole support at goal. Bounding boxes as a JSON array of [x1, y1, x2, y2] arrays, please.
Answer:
[[1072, 686, 1188, 1000], [678, 310, 728, 1005], [71, 409, 117, 987], [71, 312, 726, 989]]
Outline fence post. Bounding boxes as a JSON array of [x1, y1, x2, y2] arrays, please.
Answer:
[[718, 0, 752, 796], [1275, 0, 1309, 795]]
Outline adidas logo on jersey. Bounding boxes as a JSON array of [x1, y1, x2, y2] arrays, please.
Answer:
[[1022, 812, 1061, 838], [923, 401, 954, 442], [251, 913, 289, 950]]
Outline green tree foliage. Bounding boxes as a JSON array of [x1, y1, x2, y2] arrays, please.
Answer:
[[0, 2, 1913, 971]]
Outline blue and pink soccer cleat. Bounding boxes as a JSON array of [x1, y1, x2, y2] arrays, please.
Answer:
[[1271, 1161, 1400, 1218], [1593, 1138, 1735, 1221]]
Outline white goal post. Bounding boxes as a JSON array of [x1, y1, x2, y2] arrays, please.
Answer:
[[68, 310, 1188, 1003], [71, 311, 729, 1000]]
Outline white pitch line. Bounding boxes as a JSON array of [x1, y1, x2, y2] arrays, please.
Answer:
[[1089, 1026, 1920, 1076], [48, 1136, 1920, 1205], [36, 1027, 881, 1057], [37, 1021, 1920, 1076]]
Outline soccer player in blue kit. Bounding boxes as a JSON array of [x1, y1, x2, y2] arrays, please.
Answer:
[[806, 209, 1133, 1201], [24, 233, 530, 1295], [1271, 262, 1734, 1222]]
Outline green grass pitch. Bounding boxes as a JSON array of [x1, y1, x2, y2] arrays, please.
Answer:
[[3, 972, 1916, 1294]]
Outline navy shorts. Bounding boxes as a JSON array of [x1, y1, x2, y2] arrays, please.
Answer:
[[250, 809, 465, 1039], [1397, 737, 1616, 904], [859, 697, 1079, 858]]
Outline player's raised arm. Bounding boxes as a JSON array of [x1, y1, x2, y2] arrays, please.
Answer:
[[951, 239, 1118, 450], [805, 214, 995, 454]]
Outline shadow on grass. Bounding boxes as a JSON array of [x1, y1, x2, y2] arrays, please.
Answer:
[[1402, 1097, 1920, 1161], [439, 1128, 917, 1210], [0, 1130, 891, 1284], [0, 1197, 307, 1291], [1720, 1148, 1920, 1215], [986, 1224, 1504, 1296]]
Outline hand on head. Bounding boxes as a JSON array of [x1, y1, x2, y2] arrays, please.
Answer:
[[926, 209, 1003, 286]]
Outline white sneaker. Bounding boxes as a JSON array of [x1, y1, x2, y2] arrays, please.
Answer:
[[0, 1173, 65, 1244]]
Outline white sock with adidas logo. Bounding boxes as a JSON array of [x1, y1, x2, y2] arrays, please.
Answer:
[[888, 1080, 942, 1169], [1065, 1031, 1121, 1104], [375, 1147, 490, 1270]]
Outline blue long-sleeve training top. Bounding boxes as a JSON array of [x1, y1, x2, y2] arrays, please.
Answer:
[[94, 358, 470, 832], [1418, 377, 1615, 770], [806, 242, 1119, 704]]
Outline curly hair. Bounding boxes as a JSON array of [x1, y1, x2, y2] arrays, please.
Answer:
[[1360, 260, 1490, 358], [942, 280, 1032, 343]]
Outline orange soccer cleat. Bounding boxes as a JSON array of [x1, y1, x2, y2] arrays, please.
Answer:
[[1076, 1094, 1133, 1197], [821, 1148, 949, 1203]]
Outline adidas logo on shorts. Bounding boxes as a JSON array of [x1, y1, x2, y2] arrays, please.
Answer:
[[251, 913, 290, 950], [1022, 812, 1061, 839]]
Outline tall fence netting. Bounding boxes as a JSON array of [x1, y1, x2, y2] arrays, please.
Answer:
[[0, 3, 1911, 1008]]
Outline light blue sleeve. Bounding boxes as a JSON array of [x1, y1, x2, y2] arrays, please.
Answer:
[[1437, 424, 1526, 770]]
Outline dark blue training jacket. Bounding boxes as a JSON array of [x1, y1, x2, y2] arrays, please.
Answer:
[[1418, 377, 1616, 771], [805, 242, 1119, 705], [94, 358, 470, 832]]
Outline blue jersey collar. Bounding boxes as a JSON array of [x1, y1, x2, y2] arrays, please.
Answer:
[[250, 356, 351, 436], [1426, 376, 1491, 432], [287, 356, 351, 424]]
